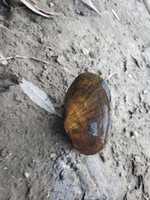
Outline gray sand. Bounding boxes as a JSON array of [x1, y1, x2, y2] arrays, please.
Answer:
[[0, 0, 150, 199]]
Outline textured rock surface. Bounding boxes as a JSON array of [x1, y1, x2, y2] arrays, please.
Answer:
[[0, 0, 150, 199]]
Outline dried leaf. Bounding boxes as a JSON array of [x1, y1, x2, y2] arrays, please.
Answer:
[[20, 0, 60, 18], [20, 79, 59, 115], [80, 0, 101, 16]]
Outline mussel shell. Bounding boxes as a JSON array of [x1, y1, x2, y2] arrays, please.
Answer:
[[64, 72, 111, 155]]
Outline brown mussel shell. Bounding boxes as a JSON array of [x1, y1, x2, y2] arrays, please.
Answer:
[[64, 72, 111, 155]]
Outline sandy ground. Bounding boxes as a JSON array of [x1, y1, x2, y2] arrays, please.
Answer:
[[0, 0, 150, 199]]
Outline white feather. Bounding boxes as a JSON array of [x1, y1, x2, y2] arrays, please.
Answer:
[[20, 79, 56, 114]]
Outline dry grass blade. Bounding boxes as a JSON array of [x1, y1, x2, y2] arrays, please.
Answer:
[[20, 0, 60, 18], [80, 0, 101, 16], [0, 55, 49, 65], [143, 0, 150, 14]]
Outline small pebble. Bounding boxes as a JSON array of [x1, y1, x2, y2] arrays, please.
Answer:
[[48, 2, 54, 7], [134, 155, 141, 163], [130, 131, 138, 138], [128, 74, 133, 79], [24, 172, 30, 178], [142, 90, 148, 94], [3, 167, 8, 170], [42, 65, 48, 70], [57, 55, 66, 65], [50, 153, 57, 159]]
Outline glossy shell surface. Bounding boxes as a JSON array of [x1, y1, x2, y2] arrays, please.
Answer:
[[64, 72, 111, 155]]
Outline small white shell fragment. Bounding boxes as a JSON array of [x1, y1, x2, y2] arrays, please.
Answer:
[[0, 51, 8, 66]]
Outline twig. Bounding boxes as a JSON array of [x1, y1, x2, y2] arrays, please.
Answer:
[[0, 55, 49, 65]]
